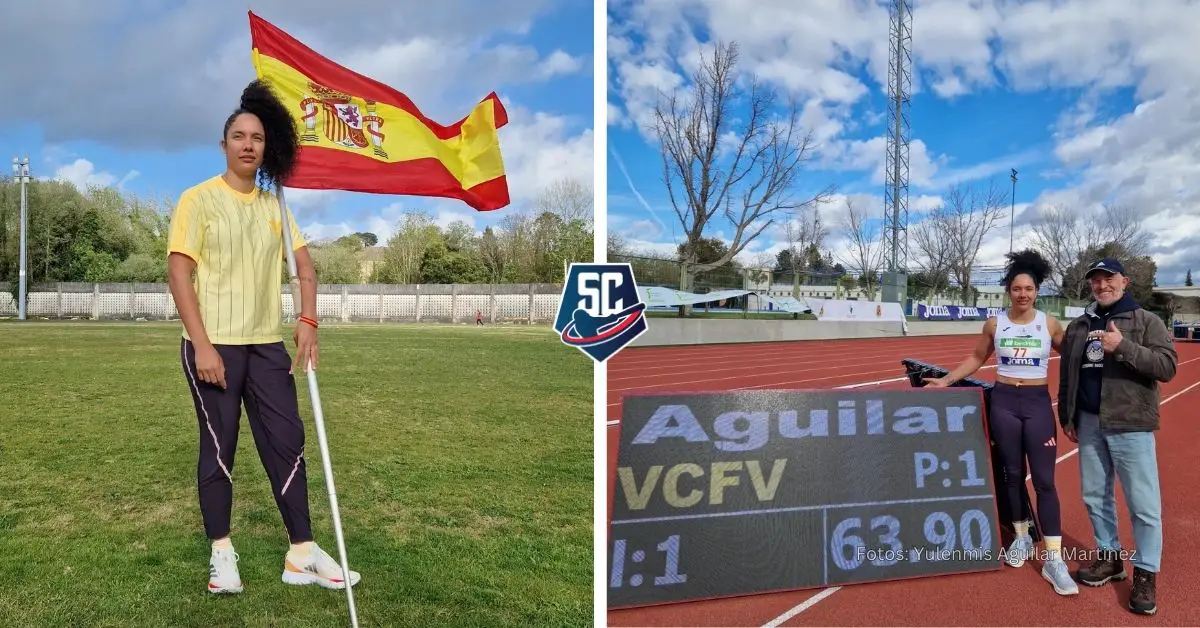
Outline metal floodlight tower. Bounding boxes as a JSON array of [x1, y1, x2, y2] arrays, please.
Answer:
[[882, 0, 913, 307], [12, 156, 30, 320], [884, 0, 912, 273]]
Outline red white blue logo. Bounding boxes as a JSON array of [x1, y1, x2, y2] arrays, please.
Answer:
[[554, 263, 648, 362]]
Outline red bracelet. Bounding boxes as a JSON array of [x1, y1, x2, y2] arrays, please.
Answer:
[[299, 316, 318, 328]]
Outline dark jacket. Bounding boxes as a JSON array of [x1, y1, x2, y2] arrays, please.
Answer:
[[1058, 297, 1177, 432]]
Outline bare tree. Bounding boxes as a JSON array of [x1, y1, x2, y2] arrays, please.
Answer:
[[535, 177, 593, 224], [608, 232, 631, 259], [1099, 203, 1152, 256], [749, 250, 776, 270], [1027, 203, 1084, 296], [837, 199, 887, 300], [498, 213, 535, 282], [746, 251, 775, 286], [909, 208, 953, 300], [654, 40, 835, 296], [479, 226, 506, 283], [1029, 202, 1151, 297], [782, 205, 827, 295], [939, 181, 1009, 304]]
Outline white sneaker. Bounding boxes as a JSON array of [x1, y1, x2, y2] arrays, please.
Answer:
[[1005, 534, 1033, 568], [281, 543, 361, 590], [1042, 556, 1080, 596], [208, 547, 244, 594]]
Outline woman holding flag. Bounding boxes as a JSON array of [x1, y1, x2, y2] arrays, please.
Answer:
[[923, 249, 1075, 596], [166, 79, 361, 595]]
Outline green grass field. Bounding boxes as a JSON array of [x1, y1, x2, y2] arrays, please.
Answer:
[[0, 321, 593, 627]]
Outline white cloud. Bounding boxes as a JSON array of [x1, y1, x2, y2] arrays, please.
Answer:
[[281, 188, 339, 220], [297, 221, 358, 243], [607, 101, 627, 127], [432, 208, 479, 230], [4, 0, 592, 250], [294, 201, 479, 245], [498, 109, 594, 206], [0, 1, 586, 148], [820, 136, 940, 188], [50, 158, 139, 193], [622, 238, 679, 259], [609, 0, 1200, 286], [536, 49, 587, 79]]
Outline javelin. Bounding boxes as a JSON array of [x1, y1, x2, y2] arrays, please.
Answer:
[[278, 186, 359, 627]]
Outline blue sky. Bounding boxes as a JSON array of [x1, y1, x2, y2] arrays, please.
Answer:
[[0, 0, 594, 244], [606, 0, 1199, 287]]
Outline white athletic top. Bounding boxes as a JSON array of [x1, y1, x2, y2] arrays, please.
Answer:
[[993, 309, 1052, 380]]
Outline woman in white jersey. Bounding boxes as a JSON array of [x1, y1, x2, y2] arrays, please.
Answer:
[[925, 249, 1075, 596]]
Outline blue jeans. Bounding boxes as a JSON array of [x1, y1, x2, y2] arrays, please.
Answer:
[[1075, 409, 1162, 572]]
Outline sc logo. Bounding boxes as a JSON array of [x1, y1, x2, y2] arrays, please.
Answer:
[[554, 263, 648, 363], [577, 271, 626, 317]]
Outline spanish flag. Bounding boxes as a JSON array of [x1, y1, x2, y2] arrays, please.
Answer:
[[248, 11, 510, 211]]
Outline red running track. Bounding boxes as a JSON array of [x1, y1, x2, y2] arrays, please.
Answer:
[[606, 334, 1200, 626]]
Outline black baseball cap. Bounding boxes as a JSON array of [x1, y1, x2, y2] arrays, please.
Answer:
[[1085, 257, 1125, 278]]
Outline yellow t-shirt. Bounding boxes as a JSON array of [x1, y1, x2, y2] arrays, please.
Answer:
[[167, 175, 307, 345]]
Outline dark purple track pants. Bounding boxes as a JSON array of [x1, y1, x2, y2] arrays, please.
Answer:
[[989, 382, 1062, 536], [180, 339, 313, 543]]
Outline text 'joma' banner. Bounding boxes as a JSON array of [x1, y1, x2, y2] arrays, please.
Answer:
[[607, 388, 1003, 609]]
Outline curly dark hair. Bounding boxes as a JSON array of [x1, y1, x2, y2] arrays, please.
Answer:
[[1001, 248, 1052, 289], [222, 79, 299, 190]]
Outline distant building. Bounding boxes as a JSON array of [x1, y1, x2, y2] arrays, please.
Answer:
[[359, 246, 386, 282], [1157, 285, 1200, 299], [742, 276, 1010, 307]]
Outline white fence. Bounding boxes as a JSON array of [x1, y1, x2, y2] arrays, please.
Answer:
[[0, 282, 565, 324]]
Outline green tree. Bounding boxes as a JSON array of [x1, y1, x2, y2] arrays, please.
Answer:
[[1063, 241, 1158, 305], [310, 240, 365, 284], [420, 239, 488, 283], [907, 271, 938, 302], [1, 180, 165, 292], [376, 212, 441, 284], [775, 248, 794, 273], [113, 253, 167, 282], [837, 275, 857, 296], [479, 226, 506, 283], [678, 237, 729, 265]]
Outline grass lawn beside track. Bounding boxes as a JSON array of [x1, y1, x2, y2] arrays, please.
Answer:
[[0, 321, 592, 627]]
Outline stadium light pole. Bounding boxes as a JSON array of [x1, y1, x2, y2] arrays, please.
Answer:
[[1005, 168, 1018, 309], [1009, 168, 1017, 254], [13, 156, 30, 321]]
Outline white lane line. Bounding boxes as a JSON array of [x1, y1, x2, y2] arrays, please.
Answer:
[[834, 358, 1059, 390], [604, 357, 1061, 422], [608, 347, 981, 395], [1162, 376, 1200, 403], [1022, 356, 1200, 480], [761, 588, 841, 628]]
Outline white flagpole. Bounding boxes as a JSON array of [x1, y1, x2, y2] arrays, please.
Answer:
[[278, 186, 359, 628]]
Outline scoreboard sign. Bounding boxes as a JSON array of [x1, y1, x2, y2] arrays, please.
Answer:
[[607, 388, 1003, 609]]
